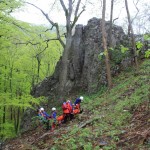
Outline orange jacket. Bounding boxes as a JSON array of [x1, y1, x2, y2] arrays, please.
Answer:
[[57, 115, 64, 122], [67, 102, 73, 113], [62, 102, 70, 114], [73, 104, 80, 114], [73, 109, 80, 114], [75, 104, 80, 110]]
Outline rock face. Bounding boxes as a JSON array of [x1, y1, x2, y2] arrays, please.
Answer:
[[31, 18, 129, 97]]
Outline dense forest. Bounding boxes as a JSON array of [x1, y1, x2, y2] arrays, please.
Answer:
[[0, 0, 150, 149], [0, 0, 62, 139]]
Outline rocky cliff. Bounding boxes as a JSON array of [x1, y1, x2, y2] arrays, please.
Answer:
[[31, 18, 130, 97]]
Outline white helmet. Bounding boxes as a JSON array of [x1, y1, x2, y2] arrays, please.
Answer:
[[40, 107, 44, 111], [52, 107, 56, 111], [80, 96, 84, 100]]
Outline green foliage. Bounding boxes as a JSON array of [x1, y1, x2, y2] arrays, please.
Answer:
[[109, 45, 130, 65], [145, 49, 150, 58], [83, 142, 92, 150], [77, 59, 149, 149], [98, 48, 114, 60], [0, 0, 63, 139], [143, 34, 150, 58], [109, 47, 114, 51], [120, 45, 129, 53], [98, 52, 104, 60], [136, 41, 143, 49], [143, 34, 150, 41], [136, 41, 143, 55], [103, 145, 116, 150], [0, 123, 16, 139]]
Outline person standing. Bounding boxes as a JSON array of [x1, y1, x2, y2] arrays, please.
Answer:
[[51, 107, 57, 131], [40, 107, 50, 130], [62, 102, 70, 123], [66, 100, 74, 120]]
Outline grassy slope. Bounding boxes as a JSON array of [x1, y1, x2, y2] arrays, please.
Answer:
[[3, 59, 150, 150], [51, 59, 150, 150]]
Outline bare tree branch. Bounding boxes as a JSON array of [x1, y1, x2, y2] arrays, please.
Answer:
[[26, 2, 65, 48], [68, 0, 73, 24], [48, 0, 57, 14], [59, 0, 68, 15], [71, 6, 85, 29], [74, 0, 82, 17], [131, 0, 140, 23], [113, 17, 119, 23], [34, 42, 49, 57], [71, 0, 86, 29], [14, 38, 59, 46]]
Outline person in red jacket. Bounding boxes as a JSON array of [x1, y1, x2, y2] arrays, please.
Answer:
[[66, 100, 74, 120], [62, 102, 70, 123]]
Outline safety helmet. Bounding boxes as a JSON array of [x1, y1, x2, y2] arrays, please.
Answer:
[[80, 96, 84, 100], [40, 107, 44, 111], [52, 107, 56, 111]]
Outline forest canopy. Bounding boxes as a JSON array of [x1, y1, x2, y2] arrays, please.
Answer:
[[0, 0, 62, 139]]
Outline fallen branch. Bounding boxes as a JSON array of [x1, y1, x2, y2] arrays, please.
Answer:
[[78, 116, 102, 128], [31, 132, 53, 145]]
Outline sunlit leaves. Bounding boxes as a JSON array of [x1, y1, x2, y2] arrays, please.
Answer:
[[144, 34, 150, 41], [145, 49, 150, 58], [136, 41, 143, 49], [0, 2, 62, 139], [120, 45, 129, 53]]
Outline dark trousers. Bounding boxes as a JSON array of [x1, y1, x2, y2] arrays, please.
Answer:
[[70, 113, 74, 120], [63, 114, 70, 123], [43, 119, 50, 130]]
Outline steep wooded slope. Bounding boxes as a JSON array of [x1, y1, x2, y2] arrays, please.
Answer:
[[3, 59, 150, 150]]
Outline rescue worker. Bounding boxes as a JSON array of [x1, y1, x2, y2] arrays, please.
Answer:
[[66, 100, 74, 120], [74, 96, 84, 105], [73, 103, 80, 114], [57, 114, 65, 125], [37, 108, 42, 117], [40, 107, 50, 130], [74, 96, 84, 113], [62, 102, 70, 123], [37, 108, 44, 127], [51, 107, 57, 131]]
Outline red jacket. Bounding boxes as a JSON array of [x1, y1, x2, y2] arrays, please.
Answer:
[[62, 102, 70, 114]]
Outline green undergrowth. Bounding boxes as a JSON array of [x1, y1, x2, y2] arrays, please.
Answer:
[[50, 59, 150, 150]]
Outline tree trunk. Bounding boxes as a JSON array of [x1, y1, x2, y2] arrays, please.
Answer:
[[3, 65, 7, 124], [101, 0, 113, 88], [31, 58, 35, 88], [36, 55, 41, 83], [125, 0, 138, 68], [59, 33, 72, 95], [14, 107, 20, 134], [47, 63, 50, 76], [9, 67, 13, 120], [27, 0, 85, 96], [109, 0, 114, 48]]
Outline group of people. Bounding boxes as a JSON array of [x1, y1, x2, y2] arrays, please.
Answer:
[[37, 96, 84, 131], [37, 107, 57, 131]]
